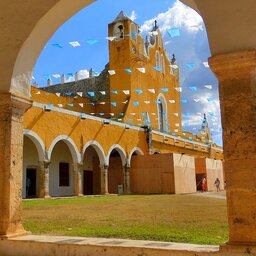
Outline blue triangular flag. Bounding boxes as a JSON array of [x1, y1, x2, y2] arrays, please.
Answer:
[[153, 66, 161, 71], [161, 88, 169, 92], [88, 91, 95, 97], [167, 28, 180, 38], [133, 101, 139, 106], [112, 90, 118, 95], [111, 102, 117, 107], [125, 68, 132, 74], [189, 86, 197, 91], [135, 89, 143, 95], [86, 39, 99, 45], [186, 63, 195, 69], [52, 43, 63, 48], [181, 99, 188, 104], [67, 103, 74, 107]]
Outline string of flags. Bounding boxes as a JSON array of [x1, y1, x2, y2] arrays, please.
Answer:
[[49, 24, 204, 49], [33, 61, 209, 83]]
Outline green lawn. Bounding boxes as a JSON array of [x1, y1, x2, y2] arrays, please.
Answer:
[[22, 194, 228, 245]]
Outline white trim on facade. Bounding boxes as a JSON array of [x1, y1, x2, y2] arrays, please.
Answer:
[[32, 102, 144, 131], [23, 129, 46, 161], [47, 135, 81, 163], [82, 140, 107, 165], [127, 147, 144, 167], [106, 144, 127, 166]]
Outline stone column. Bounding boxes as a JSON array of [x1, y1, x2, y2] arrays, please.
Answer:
[[123, 165, 131, 194], [38, 160, 51, 198], [0, 93, 31, 238], [209, 50, 256, 245], [73, 163, 83, 196], [100, 165, 109, 194]]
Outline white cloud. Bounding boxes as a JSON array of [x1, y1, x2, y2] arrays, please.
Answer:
[[130, 10, 137, 21], [140, 0, 203, 35], [78, 69, 89, 80]]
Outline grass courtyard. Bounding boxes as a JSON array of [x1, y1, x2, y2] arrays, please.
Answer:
[[22, 194, 228, 245]]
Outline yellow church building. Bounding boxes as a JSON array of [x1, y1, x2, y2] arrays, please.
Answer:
[[23, 11, 223, 199]]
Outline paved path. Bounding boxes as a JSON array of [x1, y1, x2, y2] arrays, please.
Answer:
[[192, 191, 226, 200]]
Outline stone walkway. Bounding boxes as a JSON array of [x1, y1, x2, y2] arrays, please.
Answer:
[[192, 191, 226, 200]]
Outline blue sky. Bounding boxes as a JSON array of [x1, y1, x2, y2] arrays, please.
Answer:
[[32, 0, 222, 146]]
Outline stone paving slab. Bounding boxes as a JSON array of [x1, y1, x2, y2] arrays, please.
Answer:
[[11, 235, 219, 252]]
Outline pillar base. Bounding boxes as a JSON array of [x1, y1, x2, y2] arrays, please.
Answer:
[[220, 243, 256, 255], [0, 230, 31, 240]]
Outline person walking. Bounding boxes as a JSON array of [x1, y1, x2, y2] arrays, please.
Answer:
[[214, 178, 221, 192], [202, 177, 207, 192]]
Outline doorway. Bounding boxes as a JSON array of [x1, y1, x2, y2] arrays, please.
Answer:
[[26, 168, 37, 198], [83, 170, 93, 195]]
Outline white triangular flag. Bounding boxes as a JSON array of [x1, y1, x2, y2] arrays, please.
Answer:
[[148, 89, 155, 94], [52, 74, 61, 79], [137, 67, 146, 73], [122, 100, 128, 104], [204, 85, 213, 89], [151, 113, 156, 116], [169, 100, 176, 104], [77, 92, 83, 97], [170, 64, 178, 69], [100, 91, 106, 95], [130, 113, 136, 116], [108, 70, 116, 75], [123, 90, 130, 95], [193, 98, 200, 102], [36, 91, 41, 95], [58, 104, 63, 108], [144, 101, 150, 104], [79, 103, 84, 108], [69, 41, 80, 47], [99, 102, 106, 105], [105, 36, 116, 41], [56, 93, 61, 97], [174, 129, 179, 133], [203, 62, 209, 68], [175, 87, 182, 92], [175, 123, 180, 127], [174, 113, 179, 116]]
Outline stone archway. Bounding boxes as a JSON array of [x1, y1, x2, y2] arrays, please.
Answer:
[[0, 0, 255, 248], [107, 145, 127, 194]]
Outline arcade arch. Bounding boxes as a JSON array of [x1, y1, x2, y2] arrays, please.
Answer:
[[107, 145, 127, 194]]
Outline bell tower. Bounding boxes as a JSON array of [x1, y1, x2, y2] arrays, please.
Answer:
[[108, 11, 141, 118]]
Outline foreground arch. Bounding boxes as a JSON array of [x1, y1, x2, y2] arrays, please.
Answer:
[[0, 0, 255, 249]]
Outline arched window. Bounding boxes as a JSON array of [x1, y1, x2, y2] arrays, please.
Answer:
[[156, 51, 160, 69], [157, 94, 167, 132], [158, 34, 162, 48], [113, 22, 124, 40], [158, 101, 164, 132], [161, 54, 165, 74], [130, 23, 137, 42]]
